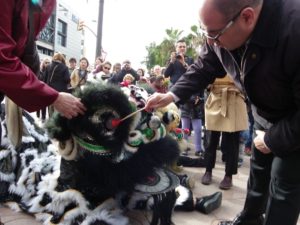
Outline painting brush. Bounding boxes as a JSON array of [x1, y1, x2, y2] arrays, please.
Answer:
[[111, 106, 146, 127], [111, 95, 171, 128]]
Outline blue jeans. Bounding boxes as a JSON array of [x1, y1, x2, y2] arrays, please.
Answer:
[[181, 117, 203, 152]]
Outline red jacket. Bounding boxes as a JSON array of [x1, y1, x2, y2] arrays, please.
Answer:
[[0, 0, 58, 112]]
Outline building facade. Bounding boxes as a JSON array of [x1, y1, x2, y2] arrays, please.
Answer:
[[37, 0, 83, 62]]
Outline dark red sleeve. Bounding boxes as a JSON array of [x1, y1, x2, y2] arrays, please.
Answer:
[[0, 0, 58, 112]]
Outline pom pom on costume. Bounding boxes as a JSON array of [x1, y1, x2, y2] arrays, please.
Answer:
[[0, 83, 180, 225], [154, 103, 189, 153]]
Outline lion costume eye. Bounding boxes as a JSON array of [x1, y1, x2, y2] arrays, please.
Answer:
[[89, 108, 120, 133]]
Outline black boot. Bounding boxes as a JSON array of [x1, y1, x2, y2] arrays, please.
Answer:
[[218, 212, 264, 225], [177, 174, 195, 189], [194, 191, 222, 214]]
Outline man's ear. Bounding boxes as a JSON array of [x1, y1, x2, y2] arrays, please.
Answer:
[[241, 7, 256, 27]]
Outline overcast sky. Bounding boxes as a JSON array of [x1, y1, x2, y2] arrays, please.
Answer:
[[70, 0, 202, 69]]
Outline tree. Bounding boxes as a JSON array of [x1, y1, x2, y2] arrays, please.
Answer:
[[144, 25, 205, 70], [185, 25, 205, 57]]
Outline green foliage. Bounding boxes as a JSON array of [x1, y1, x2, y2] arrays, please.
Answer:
[[143, 25, 205, 70]]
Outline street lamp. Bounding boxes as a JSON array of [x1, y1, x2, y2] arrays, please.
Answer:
[[96, 0, 104, 58]]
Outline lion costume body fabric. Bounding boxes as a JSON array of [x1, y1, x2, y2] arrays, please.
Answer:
[[0, 83, 181, 225]]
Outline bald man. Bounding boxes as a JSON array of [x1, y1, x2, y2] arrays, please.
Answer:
[[145, 0, 300, 224]]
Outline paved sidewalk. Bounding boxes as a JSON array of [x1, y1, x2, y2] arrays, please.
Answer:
[[1, 152, 300, 225]]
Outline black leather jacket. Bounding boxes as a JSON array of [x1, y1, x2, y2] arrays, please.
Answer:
[[164, 56, 194, 85], [171, 0, 300, 157], [45, 61, 70, 92]]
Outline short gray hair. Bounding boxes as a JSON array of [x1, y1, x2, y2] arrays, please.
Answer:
[[212, 0, 263, 20]]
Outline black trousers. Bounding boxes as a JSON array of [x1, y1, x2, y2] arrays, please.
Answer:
[[204, 130, 240, 176], [241, 123, 300, 225], [177, 155, 206, 167]]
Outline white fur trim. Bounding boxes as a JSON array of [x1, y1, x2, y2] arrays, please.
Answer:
[[45, 189, 90, 215], [0, 172, 15, 182], [0, 149, 11, 159], [21, 136, 35, 143], [81, 198, 129, 225], [175, 185, 190, 206], [22, 116, 49, 143], [58, 138, 78, 160]]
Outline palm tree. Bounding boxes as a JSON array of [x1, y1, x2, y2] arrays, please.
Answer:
[[144, 26, 205, 69], [165, 28, 184, 44], [185, 25, 206, 58]]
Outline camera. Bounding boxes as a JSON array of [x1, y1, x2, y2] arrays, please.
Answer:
[[175, 53, 182, 59], [123, 64, 130, 70]]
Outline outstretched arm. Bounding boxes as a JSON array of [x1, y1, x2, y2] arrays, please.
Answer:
[[145, 92, 175, 111]]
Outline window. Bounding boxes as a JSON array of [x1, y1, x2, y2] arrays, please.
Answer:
[[37, 46, 54, 56], [58, 4, 68, 16], [39, 15, 55, 44], [57, 19, 67, 47], [72, 14, 79, 24]]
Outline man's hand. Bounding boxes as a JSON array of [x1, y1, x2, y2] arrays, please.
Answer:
[[53, 92, 86, 119], [177, 53, 185, 65], [254, 130, 271, 154], [170, 52, 176, 63], [145, 92, 174, 111]]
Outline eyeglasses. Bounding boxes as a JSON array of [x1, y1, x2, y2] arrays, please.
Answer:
[[199, 6, 248, 42], [104, 66, 111, 70]]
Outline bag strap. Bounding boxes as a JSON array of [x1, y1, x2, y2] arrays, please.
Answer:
[[48, 65, 59, 84], [5, 97, 23, 148], [76, 70, 87, 88]]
